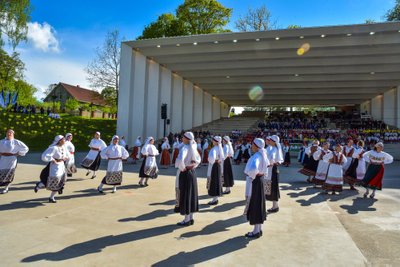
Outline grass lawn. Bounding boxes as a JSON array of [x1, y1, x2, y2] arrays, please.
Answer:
[[0, 111, 117, 152]]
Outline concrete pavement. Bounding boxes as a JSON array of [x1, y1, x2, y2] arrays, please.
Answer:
[[0, 153, 398, 266]]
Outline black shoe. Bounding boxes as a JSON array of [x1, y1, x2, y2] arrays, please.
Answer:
[[208, 200, 218, 205], [48, 198, 57, 203], [91, 175, 96, 179], [86, 171, 90, 176], [34, 185, 39, 193], [267, 207, 279, 213], [174, 206, 180, 213], [144, 183, 148, 187], [223, 191, 231, 195], [67, 173, 72, 177], [97, 187, 104, 194], [190, 219, 194, 225], [177, 221, 191, 226], [245, 232, 261, 238], [58, 188, 63, 195]]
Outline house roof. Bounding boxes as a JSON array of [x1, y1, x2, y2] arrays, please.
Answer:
[[60, 83, 107, 106]]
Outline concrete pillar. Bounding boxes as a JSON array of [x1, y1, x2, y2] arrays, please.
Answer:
[[383, 88, 396, 127], [396, 86, 400, 128], [183, 80, 194, 130], [171, 74, 183, 133], [212, 97, 221, 120], [220, 102, 230, 118], [203, 92, 212, 124], [158, 67, 172, 138], [193, 86, 203, 127], [117, 44, 133, 144], [371, 94, 383, 121], [144, 59, 160, 138]]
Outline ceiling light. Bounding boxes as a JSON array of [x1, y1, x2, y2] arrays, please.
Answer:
[[193, 42, 197, 45], [255, 38, 260, 41], [370, 72, 375, 75], [346, 33, 352, 36], [294, 74, 299, 77], [214, 41, 219, 44], [321, 34, 326, 38], [370, 32, 375, 35], [156, 45, 161, 48], [176, 44, 180, 47], [299, 36, 304, 39], [275, 37, 280, 40], [233, 39, 237, 43], [226, 76, 230, 78]]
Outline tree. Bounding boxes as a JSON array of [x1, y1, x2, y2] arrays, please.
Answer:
[[138, 13, 188, 39], [0, 48, 24, 89], [287, 25, 301, 29], [101, 86, 117, 105], [365, 19, 376, 24], [65, 98, 80, 111], [235, 4, 277, 32], [12, 80, 37, 106], [176, 0, 232, 34], [43, 83, 58, 98], [0, 0, 31, 48], [86, 30, 122, 104], [386, 0, 400, 21]]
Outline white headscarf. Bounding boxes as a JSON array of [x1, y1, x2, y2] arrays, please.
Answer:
[[212, 136, 225, 160], [223, 136, 234, 156], [271, 135, 284, 163], [110, 135, 119, 145], [51, 135, 64, 147], [184, 131, 201, 163], [253, 138, 269, 175]]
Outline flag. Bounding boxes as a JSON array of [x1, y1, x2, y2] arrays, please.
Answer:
[[11, 91, 18, 105], [0, 90, 4, 108], [4, 92, 10, 106]]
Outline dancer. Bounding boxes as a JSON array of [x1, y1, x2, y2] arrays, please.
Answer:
[[201, 139, 209, 165], [233, 139, 243, 165], [322, 145, 347, 195], [160, 137, 171, 168], [130, 136, 142, 164], [35, 135, 69, 203], [172, 137, 180, 165], [244, 138, 269, 238], [138, 137, 159, 186], [222, 136, 234, 194], [207, 136, 225, 205], [0, 129, 29, 194], [311, 142, 332, 187], [282, 140, 291, 167], [360, 142, 393, 199], [342, 139, 355, 172], [97, 135, 129, 193], [265, 135, 284, 213], [64, 133, 76, 177], [175, 131, 201, 226], [299, 140, 321, 183], [344, 140, 366, 190], [81, 132, 107, 179]]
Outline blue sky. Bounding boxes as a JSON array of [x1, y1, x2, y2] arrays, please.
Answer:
[[5, 0, 396, 99]]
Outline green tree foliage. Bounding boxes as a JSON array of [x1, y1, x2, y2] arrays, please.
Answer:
[[139, 0, 232, 39], [0, 0, 31, 48], [65, 98, 80, 111], [235, 5, 277, 31], [138, 13, 187, 39], [101, 86, 117, 105], [365, 19, 376, 24], [287, 25, 301, 29], [0, 49, 24, 88], [386, 0, 400, 21], [11, 80, 37, 106], [176, 0, 232, 34]]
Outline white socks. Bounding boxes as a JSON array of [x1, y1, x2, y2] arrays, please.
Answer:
[[113, 186, 117, 193], [184, 215, 191, 222], [212, 197, 219, 202], [272, 201, 279, 209], [50, 191, 56, 200], [98, 183, 104, 190]]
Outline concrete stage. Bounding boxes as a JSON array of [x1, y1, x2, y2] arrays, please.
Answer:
[[0, 153, 399, 266]]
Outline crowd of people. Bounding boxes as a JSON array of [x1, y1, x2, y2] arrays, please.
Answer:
[[0, 109, 396, 239]]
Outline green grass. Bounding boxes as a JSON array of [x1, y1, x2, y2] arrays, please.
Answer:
[[0, 111, 116, 151]]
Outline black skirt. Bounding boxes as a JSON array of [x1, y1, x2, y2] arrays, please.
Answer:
[[179, 169, 199, 215], [81, 152, 102, 171], [234, 150, 242, 162], [139, 156, 148, 178], [266, 165, 280, 201], [344, 158, 358, 181], [247, 176, 267, 225], [284, 152, 291, 164], [223, 157, 234, 187], [39, 162, 51, 185], [208, 162, 222, 197]]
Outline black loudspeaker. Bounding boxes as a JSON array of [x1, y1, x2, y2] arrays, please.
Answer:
[[166, 119, 170, 125], [161, 104, 167, 119]]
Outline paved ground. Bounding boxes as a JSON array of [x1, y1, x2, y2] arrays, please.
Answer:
[[0, 153, 399, 266]]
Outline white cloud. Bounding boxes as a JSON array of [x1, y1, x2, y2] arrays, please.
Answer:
[[27, 22, 60, 52], [19, 54, 89, 100]]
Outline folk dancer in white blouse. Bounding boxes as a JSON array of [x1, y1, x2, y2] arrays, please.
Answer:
[[81, 131, 107, 179]]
